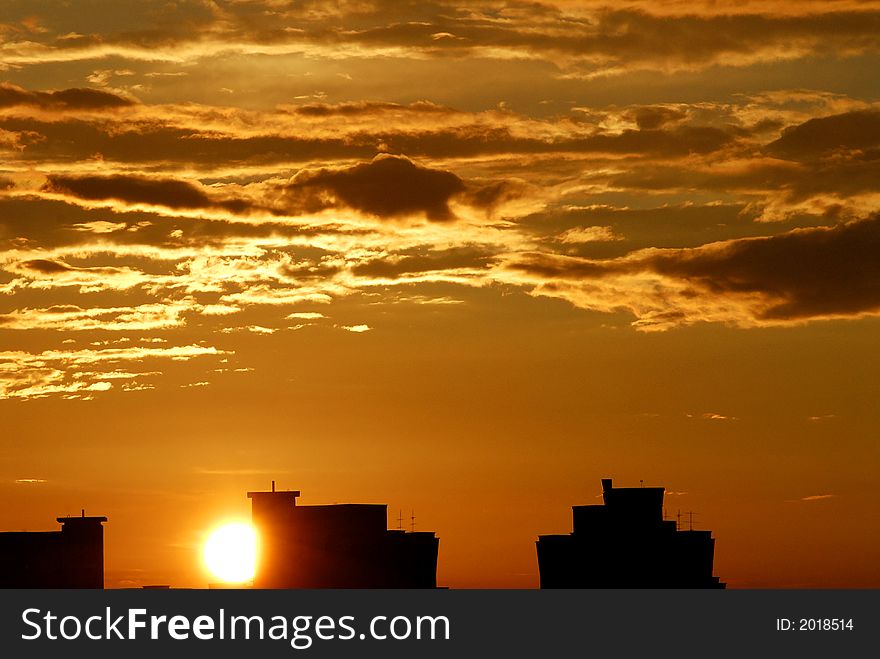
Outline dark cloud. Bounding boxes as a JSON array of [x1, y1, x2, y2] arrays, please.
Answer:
[[287, 100, 454, 117], [45, 174, 209, 208], [628, 106, 688, 130], [462, 179, 527, 213], [0, 116, 366, 166], [273, 6, 880, 73], [351, 246, 497, 278], [14, 258, 134, 277], [603, 142, 880, 218], [0, 82, 134, 110], [366, 124, 737, 159], [280, 155, 518, 221], [18, 259, 74, 274], [511, 215, 880, 324], [509, 253, 618, 281], [285, 155, 465, 221], [42, 304, 85, 313], [584, 125, 735, 156], [43, 174, 252, 214], [767, 109, 880, 159], [5, 3, 880, 80], [644, 215, 880, 320], [37, 157, 521, 222], [0, 112, 736, 168], [518, 202, 836, 259]]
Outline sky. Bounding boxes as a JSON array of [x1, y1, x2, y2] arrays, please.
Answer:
[[1, 0, 879, 589]]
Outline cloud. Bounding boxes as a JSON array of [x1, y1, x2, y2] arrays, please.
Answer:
[[219, 325, 277, 334], [70, 220, 128, 233], [695, 413, 739, 421], [43, 174, 252, 215], [555, 226, 623, 244], [0, 63, 878, 415], [799, 494, 838, 502], [39, 156, 525, 223], [0, 93, 741, 173], [281, 154, 465, 221], [628, 105, 689, 130], [0, 82, 133, 110], [220, 285, 338, 307], [4, 259, 147, 293], [0, 302, 194, 331], [19, 259, 84, 274], [280, 154, 522, 222], [7, 4, 880, 418], [313, 6, 880, 75], [0, 343, 228, 400], [767, 109, 880, 159], [4, 3, 880, 84], [341, 324, 371, 333], [506, 214, 880, 330], [285, 100, 454, 117], [350, 246, 497, 279]]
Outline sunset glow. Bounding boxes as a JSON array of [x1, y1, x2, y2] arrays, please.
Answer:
[[1, 0, 879, 590]]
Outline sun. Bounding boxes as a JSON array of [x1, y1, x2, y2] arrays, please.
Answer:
[[203, 522, 257, 584]]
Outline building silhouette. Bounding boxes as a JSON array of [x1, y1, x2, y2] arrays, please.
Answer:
[[536, 479, 724, 588], [0, 512, 107, 588], [248, 485, 439, 588]]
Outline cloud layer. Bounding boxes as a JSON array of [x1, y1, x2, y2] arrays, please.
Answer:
[[2, 3, 880, 398]]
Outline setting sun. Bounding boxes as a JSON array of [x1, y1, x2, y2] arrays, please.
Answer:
[[204, 523, 257, 584]]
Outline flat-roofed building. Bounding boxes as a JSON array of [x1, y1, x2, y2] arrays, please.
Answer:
[[537, 479, 724, 588], [248, 487, 439, 588], [0, 513, 107, 588]]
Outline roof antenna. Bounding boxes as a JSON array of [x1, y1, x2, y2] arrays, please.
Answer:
[[410, 509, 416, 533], [81, 509, 85, 518], [271, 480, 276, 493], [397, 509, 403, 530]]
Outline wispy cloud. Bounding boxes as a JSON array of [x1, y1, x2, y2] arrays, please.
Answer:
[[798, 494, 838, 502], [4, 5, 880, 78], [341, 324, 372, 333], [0, 344, 228, 400], [686, 412, 739, 421]]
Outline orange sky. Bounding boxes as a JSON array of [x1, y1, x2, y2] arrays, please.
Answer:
[[1, 0, 879, 588]]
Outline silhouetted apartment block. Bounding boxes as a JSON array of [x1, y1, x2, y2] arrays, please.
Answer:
[[0, 513, 107, 588], [537, 479, 724, 588], [248, 487, 439, 588]]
